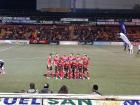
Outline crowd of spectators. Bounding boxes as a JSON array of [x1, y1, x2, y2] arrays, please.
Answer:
[[0, 24, 140, 42], [25, 83, 68, 94], [25, 82, 101, 95]]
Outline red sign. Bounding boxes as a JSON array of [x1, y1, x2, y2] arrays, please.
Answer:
[[30, 40, 49, 44]]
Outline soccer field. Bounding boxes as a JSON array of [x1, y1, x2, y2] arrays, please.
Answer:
[[0, 44, 140, 95]]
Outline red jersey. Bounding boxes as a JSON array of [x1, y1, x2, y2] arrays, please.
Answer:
[[62, 56, 69, 66], [69, 56, 75, 65], [62, 56, 69, 62], [58, 61, 63, 67], [53, 56, 59, 66], [83, 56, 89, 67], [47, 56, 52, 65], [78, 62, 83, 68], [57, 60, 64, 70], [64, 60, 70, 68], [71, 58, 77, 67], [76, 57, 81, 61]]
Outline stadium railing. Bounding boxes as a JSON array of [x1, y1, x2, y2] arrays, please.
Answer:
[[0, 93, 140, 105]]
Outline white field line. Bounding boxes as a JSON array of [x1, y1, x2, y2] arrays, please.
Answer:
[[0, 46, 14, 53], [5, 56, 46, 61], [0, 46, 47, 62]]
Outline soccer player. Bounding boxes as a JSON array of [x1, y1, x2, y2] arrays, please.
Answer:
[[119, 33, 132, 52], [69, 53, 74, 69], [68, 53, 74, 79], [137, 44, 140, 54], [77, 57, 84, 79], [53, 53, 60, 75], [56, 58, 65, 79], [62, 54, 69, 62], [76, 54, 83, 79], [61, 54, 69, 78], [0, 60, 5, 75], [68, 68, 73, 79], [46, 53, 53, 78], [63, 59, 70, 79], [82, 54, 90, 79], [71, 55, 77, 79], [69, 53, 74, 62]]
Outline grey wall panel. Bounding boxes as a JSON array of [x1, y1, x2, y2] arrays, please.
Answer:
[[76, 0, 140, 9], [37, 0, 140, 10], [37, 0, 71, 9]]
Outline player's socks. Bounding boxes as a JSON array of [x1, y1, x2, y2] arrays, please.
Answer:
[[51, 72, 55, 78], [60, 70, 64, 79], [55, 71, 59, 79], [80, 72, 84, 79], [68, 71, 73, 79]]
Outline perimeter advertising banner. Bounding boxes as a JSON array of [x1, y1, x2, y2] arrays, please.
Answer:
[[0, 98, 42, 105], [0, 98, 140, 105], [44, 99, 140, 105], [30, 40, 49, 44]]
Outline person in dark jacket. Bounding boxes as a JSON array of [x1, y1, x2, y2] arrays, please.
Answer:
[[58, 85, 68, 94], [27, 82, 38, 93], [40, 83, 53, 93]]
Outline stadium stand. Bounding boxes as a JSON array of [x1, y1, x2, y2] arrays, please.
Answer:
[[0, 1, 140, 102], [0, 24, 140, 42]]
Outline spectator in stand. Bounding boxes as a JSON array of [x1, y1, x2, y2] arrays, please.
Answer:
[[58, 85, 68, 94], [27, 82, 38, 93], [40, 83, 53, 93], [91, 84, 101, 96]]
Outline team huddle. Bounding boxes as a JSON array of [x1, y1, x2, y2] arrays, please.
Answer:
[[46, 53, 90, 80]]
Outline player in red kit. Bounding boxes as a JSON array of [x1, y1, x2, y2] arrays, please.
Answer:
[[62, 54, 69, 62], [55, 58, 61, 79], [62, 54, 70, 78], [45, 53, 90, 80], [53, 53, 60, 77], [56, 58, 65, 79], [46, 53, 53, 78], [63, 59, 70, 79], [68, 53, 74, 79], [71, 55, 78, 79], [77, 56, 84, 79], [83, 54, 90, 79]]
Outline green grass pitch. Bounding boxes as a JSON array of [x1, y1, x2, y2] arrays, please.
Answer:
[[0, 44, 140, 95]]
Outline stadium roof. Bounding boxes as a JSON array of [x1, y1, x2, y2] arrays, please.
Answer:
[[0, 9, 140, 20]]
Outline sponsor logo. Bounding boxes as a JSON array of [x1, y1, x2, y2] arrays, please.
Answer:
[[44, 99, 93, 105], [44, 99, 120, 105], [1, 98, 41, 105], [124, 100, 140, 105]]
